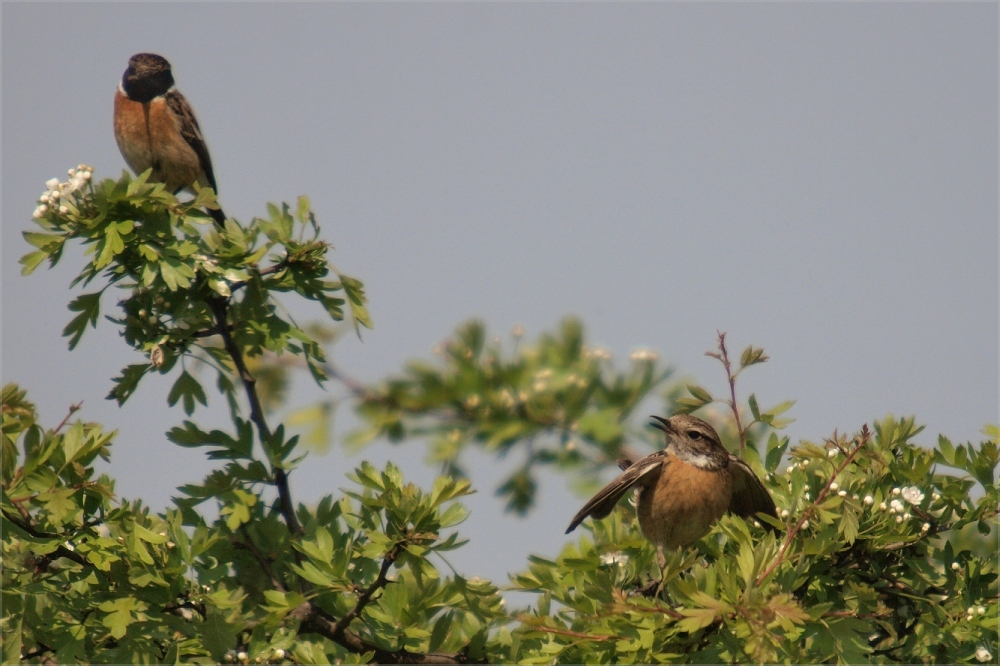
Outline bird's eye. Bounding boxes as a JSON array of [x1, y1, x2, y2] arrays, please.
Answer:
[[688, 430, 702, 440]]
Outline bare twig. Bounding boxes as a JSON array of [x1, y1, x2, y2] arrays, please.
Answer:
[[715, 332, 746, 455], [52, 401, 83, 435]]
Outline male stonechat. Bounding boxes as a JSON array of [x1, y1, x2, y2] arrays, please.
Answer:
[[114, 53, 226, 226]]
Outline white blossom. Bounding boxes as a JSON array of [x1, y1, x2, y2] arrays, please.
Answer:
[[951, 562, 961, 571], [890, 499, 905, 513], [46, 177, 60, 190], [829, 482, 839, 491], [900, 486, 925, 505], [629, 347, 659, 362], [837, 490, 847, 497], [780, 509, 790, 519], [921, 523, 930, 532], [975, 647, 991, 662], [600, 551, 628, 567], [892, 487, 901, 496], [863, 495, 874, 506], [827, 449, 838, 458]]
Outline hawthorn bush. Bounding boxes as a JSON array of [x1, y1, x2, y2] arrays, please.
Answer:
[[3, 169, 996, 663]]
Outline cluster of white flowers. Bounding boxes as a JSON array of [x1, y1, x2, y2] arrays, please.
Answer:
[[885, 498, 913, 522], [532, 368, 552, 392], [33, 165, 93, 219], [497, 388, 516, 408], [584, 346, 613, 361], [600, 551, 629, 567], [628, 347, 659, 363], [966, 605, 987, 621]]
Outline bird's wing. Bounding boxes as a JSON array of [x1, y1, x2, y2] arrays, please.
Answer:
[[565, 451, 666, 534], [165, 89, 218, 192], [727, 456, 778, 526]]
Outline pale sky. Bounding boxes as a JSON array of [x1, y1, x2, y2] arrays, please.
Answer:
[[3, 3, 996, 585]]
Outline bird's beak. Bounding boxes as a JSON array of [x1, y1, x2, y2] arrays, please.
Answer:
[[649, 415, 674, 434]]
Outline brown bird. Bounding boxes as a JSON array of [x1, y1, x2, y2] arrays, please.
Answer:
[[566, 414, 777, 575], [113, 53, 226, 227]]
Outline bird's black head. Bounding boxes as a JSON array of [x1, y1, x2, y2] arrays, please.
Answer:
[[121, 53, 174, 103]]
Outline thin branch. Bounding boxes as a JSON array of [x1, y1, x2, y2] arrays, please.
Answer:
[[332, 541, 403, 636], [52, 401, 83, 435], [303, 604, 469, 664], [716, 332, 746, 455], [1, 508, 91, 569], [235, 525, 286, 592], [208, 297, 301, 536], [515, 618, 620, 642], [755, 424, 872, 586], [229, 257, 291, 293]]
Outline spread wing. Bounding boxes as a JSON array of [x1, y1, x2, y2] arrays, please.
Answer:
[[165, 89, 218, 192], [565, 451, 666, 534], [727, 456, 778, 527]]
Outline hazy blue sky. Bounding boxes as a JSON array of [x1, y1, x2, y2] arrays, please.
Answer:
[[3, 3, 996, 585]]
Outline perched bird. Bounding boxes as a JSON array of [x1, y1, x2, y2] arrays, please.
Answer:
[[566, 414, 777, 573], [113, 53, 226, 226]]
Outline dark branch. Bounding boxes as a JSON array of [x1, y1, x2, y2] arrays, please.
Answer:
[[333, 542, 403, 636], [2, 508, 91, 569], [208, 297, 302, 536]]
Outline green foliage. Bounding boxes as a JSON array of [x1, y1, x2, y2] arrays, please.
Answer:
[[21, 167, 370, 409], [505, 418, 999, 663], [350, 318, 680, 513], [6, 167, 997, 664]]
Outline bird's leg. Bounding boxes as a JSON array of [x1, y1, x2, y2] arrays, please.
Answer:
[[635, 545, 668, 598], [654, 545, 668, 598]]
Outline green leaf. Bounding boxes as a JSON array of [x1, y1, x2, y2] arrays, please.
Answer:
[[201, 612, 239, 662], [62, 292, 102, 350], [106, 364, 150, 405], [739, 345, 768, 368], [95, 225, 124, 269], [167, 371, 208, 415]]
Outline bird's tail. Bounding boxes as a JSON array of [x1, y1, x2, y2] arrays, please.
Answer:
[[208, 205, 226, 228]]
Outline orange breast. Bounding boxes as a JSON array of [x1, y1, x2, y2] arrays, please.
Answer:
[[113, 90, 203, 193], [637, 456, 732, 550]]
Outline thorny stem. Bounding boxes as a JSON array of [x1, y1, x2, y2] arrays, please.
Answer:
[[716, 332, 746, 455], [208, 297, 301, 536], [755, 424, 872, 586]]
